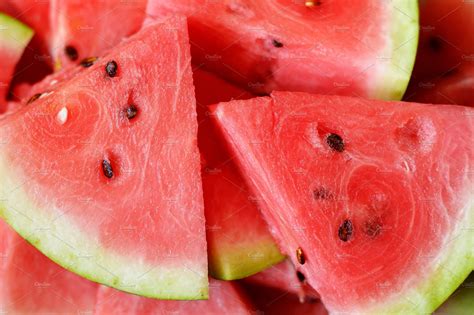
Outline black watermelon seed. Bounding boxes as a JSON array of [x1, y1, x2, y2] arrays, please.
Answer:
[[80, 56, 98, 68], [105, 61, 118, 77], [125, 105, 138, 120], [296, 247, 306, 265], [64, 45, 78, 61], [272, 39, 284, 48], [313, 187, 333, 200], [428, 36, 442, 53], [102, 160, 114, 179], [326, 133, 344, 152], [26, 93, 42, 105], [296, 271, 306, 282], [338, 219, 353, 242]]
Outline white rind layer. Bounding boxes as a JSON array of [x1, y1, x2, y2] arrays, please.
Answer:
[[0, 156, 208, 300]]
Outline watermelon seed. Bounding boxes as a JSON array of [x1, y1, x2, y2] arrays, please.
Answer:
[[27, 93, 42, 105], [338, 219, 353, 242], [102, 160, 114, 179], [296, 247, 306, 265], [80, 57, 98, 68], [296, 271, 306, 282], [105, 61, 118, 77], [428, 36, 442, 53], [56, 107, 68, 125], [125, 105, 138, 120], [64, 45, 79, 61], [305, 1, 321, 7], [272, 39, 284, 48], [326, 133, 344, 152], [364, 219, 382, 238]]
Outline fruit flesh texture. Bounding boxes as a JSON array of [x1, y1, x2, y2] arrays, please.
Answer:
[[147, 0, 418, 100], [94, 279, 253, 315], [50, 0, 147, 69], [0, 220, 98, 314], [213, 91, 474, 313], [0, 13, 33, 112], [0, 18, 208, 300], [193, 68, 284, 279]]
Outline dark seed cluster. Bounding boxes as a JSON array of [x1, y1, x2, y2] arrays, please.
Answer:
[[65, 45, 78, 61], [272, 39, 284, 48], [105, 60, 118, 77], [102, 159, 114, 179], [125, 105, 138, 120], [296, 247, 306, 265], [326, 133, 344, 152], [80, 57, 99, 68], [338, 219, 353, 242], [296, 270, 306, 282]]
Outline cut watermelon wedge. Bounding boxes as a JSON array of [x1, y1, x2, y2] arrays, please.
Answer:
[[0, 13, 33, 111], [50, 0, 147, 70], [148, 0, 419, 100], [193, 68, 284, 279], [0, 219, 98, 314], [94, 279, 253, 314], [0, 17, 208, 299], [213, 92, 474, 313]]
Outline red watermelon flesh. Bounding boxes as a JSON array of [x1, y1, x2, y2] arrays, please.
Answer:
[[406, 64, 474, 107], [50, 0, 147, 70], [242, 259, 318, 302], [412, 0, 474, 81], [0, 219, 98, 314], [193, 68, 284, 279], [148, 0, 418, 100], [94, 279, 253, 315], [0, 13, 33, 112], [213, 91, 474, 313], [0, 17, 208, 299]]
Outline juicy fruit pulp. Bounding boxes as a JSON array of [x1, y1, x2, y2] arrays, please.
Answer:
[[0, 220, 98, 314], [0, 13, 33, 111], [50, 0, 146, 69], [193, 69, 284, 279], [95, 279, 253, 315], [213, 92, 474, 313], [148, 0, 418, 100], [0, 18, 208, 299]]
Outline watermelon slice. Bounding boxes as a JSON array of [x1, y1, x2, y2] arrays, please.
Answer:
[[406, 64, 474, 107], [148, 0, 418, 100], [95, 279, 253, 314], [0, 13, 33, 111], [193, 68, 284, 279], [212, 92, 474, 313], [435, 273, 474, 315], [50, 0, 147, 70], [0, 219, 98, 313], [0, 17, 208, 299]]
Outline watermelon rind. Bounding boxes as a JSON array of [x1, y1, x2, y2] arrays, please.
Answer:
[[210, 240, 285, 280], [435, 273, 474, 315], [372, 0, 419, 101], [363, 199, 474, 314], [0, 159, 208, 300], [0, 12, 34, 49]]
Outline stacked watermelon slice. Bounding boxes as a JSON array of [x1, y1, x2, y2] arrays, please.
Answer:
[[0, 1, 472, 314]]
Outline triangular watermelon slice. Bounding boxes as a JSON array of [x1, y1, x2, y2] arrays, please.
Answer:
[[95, 279, 253, 314], [147, 0, 419, 100], [0, 13, 33, 111], [50, 0, 147, 70], [0, 219, 98, 313], [193, 68, 284, 279], [213, 92, 474, 313], [0, 17, 208, 299]]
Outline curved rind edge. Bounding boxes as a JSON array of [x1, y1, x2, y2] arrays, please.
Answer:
[[209, 241, 285, 280], [0, 12, 34, 50], [371, 0, 419, 101], [0, 157, 209, 300]]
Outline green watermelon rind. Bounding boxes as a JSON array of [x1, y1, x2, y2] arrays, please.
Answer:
[[0, 13, 34, 51], [435, 273, 474, 315], [369, 199, 474, 314], [372, 0, 419, 101], [0, 159, 209, 300], [209, 240, 285, 280]]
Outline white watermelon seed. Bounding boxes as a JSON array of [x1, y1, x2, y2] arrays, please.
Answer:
[[56, 107, 68, 125]]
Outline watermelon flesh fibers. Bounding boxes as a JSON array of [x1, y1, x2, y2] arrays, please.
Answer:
[[94, 279, 253, 315], [0, 13, 33, 112], [0, 17, 208, 299], [193, 68, 284, 279], [213, 92, 474, 313], [148, 0, 418, 100], [0, 220, 98, 314]]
